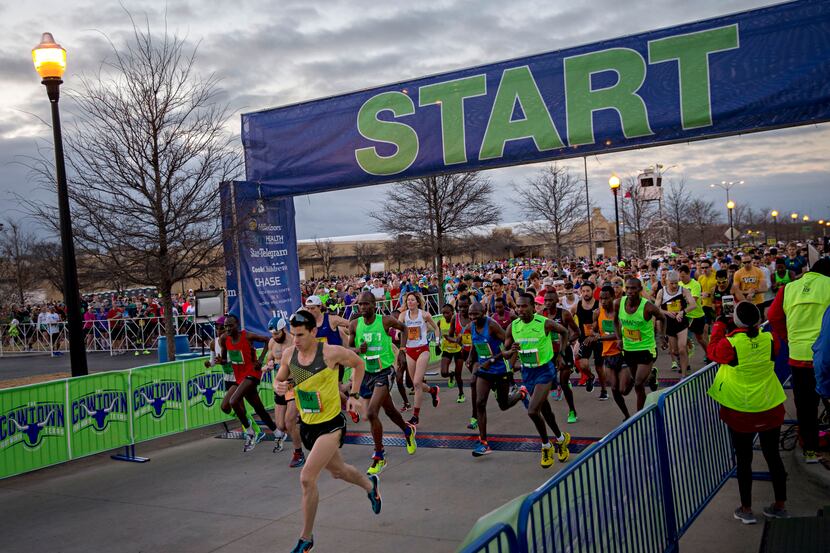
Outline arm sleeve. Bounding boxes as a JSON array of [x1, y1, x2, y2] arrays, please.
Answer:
[[707, 321, 737, 365]]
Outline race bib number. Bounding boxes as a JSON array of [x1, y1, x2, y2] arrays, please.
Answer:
[[623, 327, 642, 342], [601, 319, 615, 335], [316, 337, 328, 344], [461, 333, 472, 346], [296, 389, 323, 414], [519, 349, 540, 368], [364, 354, 382, 372], [407, 326, 421, 341], [474, 342, 494, 359], [228, 349, 244, 364], [221, 363, 233, 376], [667, 300, 682, 313]]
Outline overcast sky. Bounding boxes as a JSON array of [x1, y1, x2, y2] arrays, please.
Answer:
[[2, 0, 828, 240]]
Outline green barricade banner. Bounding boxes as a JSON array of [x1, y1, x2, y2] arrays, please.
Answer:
[[0, 380, 69, 479], [131, 361, 186, 442], [259, 368, 275, 410], [67, 372, 131, 459], [182, 358, 233, 429]]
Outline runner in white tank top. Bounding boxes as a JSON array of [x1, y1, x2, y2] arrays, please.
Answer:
[[398, 291, 441, 425]]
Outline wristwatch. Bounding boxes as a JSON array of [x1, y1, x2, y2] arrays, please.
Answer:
[[349, 392, 360, 399]]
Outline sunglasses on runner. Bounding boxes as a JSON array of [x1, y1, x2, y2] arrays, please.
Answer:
[[289, 312, 313, 325]]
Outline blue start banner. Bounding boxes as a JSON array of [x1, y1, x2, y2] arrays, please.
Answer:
[[242, 0, 830, 194], [220, 181, 301, 334]]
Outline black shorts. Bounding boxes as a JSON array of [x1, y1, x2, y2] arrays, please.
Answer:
[[603, 353, 623, 373], [688, 316, 706, 335], [224, 380, 237, 392], [244, 375, 261, 386], [441, 350, 465, 362], [577, 342, 603, 364], [623, 349, 657, 368], [703, 307, 716, 325], [274, 392, 287, 406], [300, 413, 346, 451], [555, 345, 575, 370], [474, 370, 511, 384], [359, 367, 394, 399], [665, 317, 689, 337]]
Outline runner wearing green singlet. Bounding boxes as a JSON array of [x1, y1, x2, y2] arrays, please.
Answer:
[[679, 265, 709, 364], [349, 292, 417, 476], [505, 292, 571, 469], [614, 278, 667, 412]]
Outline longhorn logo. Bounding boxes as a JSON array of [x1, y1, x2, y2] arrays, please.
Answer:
[[0, 403, 65, 448]]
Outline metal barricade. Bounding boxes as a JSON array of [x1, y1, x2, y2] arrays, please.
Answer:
[[517, 406, 671, 553], [460, 523, 520, 553], [656, 362, 735, 537]]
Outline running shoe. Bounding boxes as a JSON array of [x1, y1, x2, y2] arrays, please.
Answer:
[[509, 383, 520, 396], [399, 402, 412, 413], [409, 388, 415, 395], [447, 374, 456, 388], [289, 450, 306, 468], [430, 386, 440, 408], [404, 424, 417, 455], [556, 432, 571, 463], [367, 456, 387, 475], [585, 377, 594, 393], [290, 537, 314, 553], [408, 415, 420, 426], [733, 507, 757, 525], [599, 389, 609, 401], [540, 444, 554, 468], [142, 350, 151, 355], [671, 361, 680, 372], [762, 504, 789, 519], [577, 373, 589, 387], [467, 417, 478, 430], [551, 387, 562, 401], [472, 441, 492, 457], [254, 430, 266, 445], [273, 432, 285, 452], [456, 393, 466, 404], [367, 474, 382, 514], [243, 433, 256, 453], [567, 411, 578, 424], [648, 367, 659, 392], [518, 385, 530, 409], [134, 351, 140, 356], [804, 450, 820, 464]]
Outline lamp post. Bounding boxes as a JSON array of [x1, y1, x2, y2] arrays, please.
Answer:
[[609, 174, 622, 259], [726, 200, 736, 248], [33, 33, 87, 377], [790, 213, 798, 242], [770, 210, 779, 245]]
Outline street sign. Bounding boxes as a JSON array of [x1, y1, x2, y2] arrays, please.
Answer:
[[802, 225, 812, 233], [766, 238, 776, 246], [724, 227, 740, 240]]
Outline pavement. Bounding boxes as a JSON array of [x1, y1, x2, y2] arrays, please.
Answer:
[[0, 350, 162, 384], [1, 347, 828, 553]]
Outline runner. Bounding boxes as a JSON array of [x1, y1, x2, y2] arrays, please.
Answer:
[[455, 294, 479, 429], [712, 269, 734, 318], [438, 303, 466, 402], [586, 286, 633, 419], [399, 291, 441, 426], [505, 293, 571, 468], [216, 314, 280, 452], [573, 282, 608, 400], [304, 295, 349, 345], [679, 265, 708, 365], [266, 316, 305, 468], [465, 302, 528, 457], [697, 259, 717, 336], [349, 292, 417, 475], [770, 257, 795, 296], [275, 310, 381, 553], [543, 289, 580, 424], [655, 271, 696, 377], [614, 278, 668, 412]]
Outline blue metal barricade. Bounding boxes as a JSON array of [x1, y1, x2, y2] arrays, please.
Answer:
[[459, 522, 520, 553], [517, 405, 671, 553], [656, 363, 735, 537]]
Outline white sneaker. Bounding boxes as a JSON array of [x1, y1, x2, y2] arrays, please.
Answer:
[[243, 433, 256, 452]]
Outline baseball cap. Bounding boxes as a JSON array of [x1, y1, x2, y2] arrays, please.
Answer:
[[305, 295, 323, 307], [542, 277, 555, 286], [502, 277, 510, 284], [268, 316, 286, 331]]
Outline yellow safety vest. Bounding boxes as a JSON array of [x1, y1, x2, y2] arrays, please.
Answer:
[[782, 272, 830, 361], [708, 331, 785, 412]]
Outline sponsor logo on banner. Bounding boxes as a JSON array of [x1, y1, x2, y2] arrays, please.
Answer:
[[132, 380, 183, 419], [71, 390, 129, 432], [0, 402, 65, 449], [186, 373, 225, 408]]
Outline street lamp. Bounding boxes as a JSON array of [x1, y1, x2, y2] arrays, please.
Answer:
[[771, 210, 779, 245], [710, 180, 744, 207], [609, 174, 622, 259], [33, 33, 87, 377], [803, 215, 810, 222], [726, 200, 736, 248]]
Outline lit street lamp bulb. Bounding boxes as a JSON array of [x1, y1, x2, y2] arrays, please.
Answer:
[[32, 32, 66, 80], [609, 174, 621, 190], [770, 210, 778, 218], [726, 200, 735, 210], [791, 213, 798, 220], [803, 215, 810, 222]]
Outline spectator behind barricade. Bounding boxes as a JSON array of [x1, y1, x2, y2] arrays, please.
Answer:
[[768, 256, 830, 464], [815, 304, 830, 401], [708, 301, 788, 524]]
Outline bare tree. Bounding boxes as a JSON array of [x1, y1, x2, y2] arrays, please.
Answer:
[[313, 238, 335, 279], [483, 227, 520, 259], [620, 177, 659, 258], [352, 242, 378, 275], [25, 20, 241, 360], [687, 198, 720, 248], [514, 164, 582, 257], [370, 172, 497, 303], [664, 178, 691, 247], [0, 219, 38, 305]]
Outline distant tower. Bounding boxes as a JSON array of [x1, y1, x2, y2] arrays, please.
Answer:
[[638, 164, 670, 253]]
